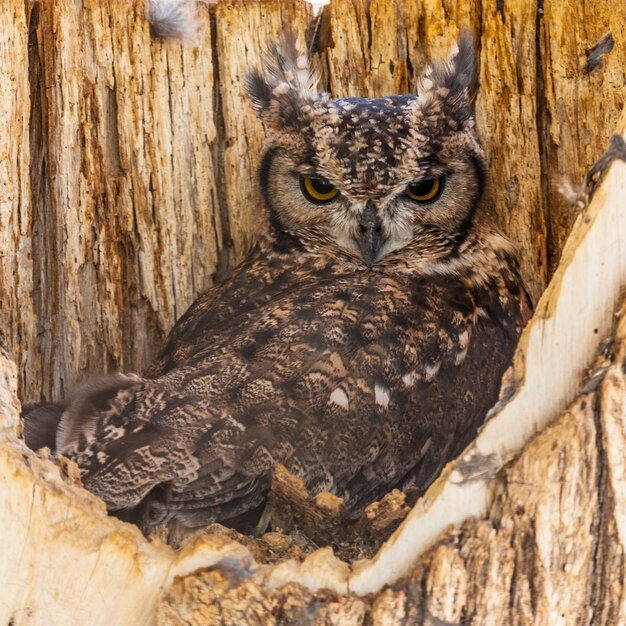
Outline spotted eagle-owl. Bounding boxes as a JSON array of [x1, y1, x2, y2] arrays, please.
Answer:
[[23, 33, 531, 532]]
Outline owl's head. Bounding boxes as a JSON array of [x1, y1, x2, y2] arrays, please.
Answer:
[[247, 33, 485, 269]]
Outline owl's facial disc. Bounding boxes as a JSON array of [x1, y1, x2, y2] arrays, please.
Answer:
[[249, 31, 482, 267], [261, 147, 482, 268]]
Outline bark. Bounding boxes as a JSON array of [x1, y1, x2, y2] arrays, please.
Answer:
[[3, 0, 623, 399], [1, 0, 626, 624], [29, 0, 222, 399], [0, 1, 38, 398], [540, 1, 626, 273]]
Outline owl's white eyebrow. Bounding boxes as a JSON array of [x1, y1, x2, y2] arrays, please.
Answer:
[[291, 169, 341, 188], [291, 166, 322, 177], [407, 171, 447, 184], [414, 160, 449, 174], [405, 165, 450, 183]]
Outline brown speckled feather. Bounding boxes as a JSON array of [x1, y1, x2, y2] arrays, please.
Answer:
[[57, 231, 527, 529]]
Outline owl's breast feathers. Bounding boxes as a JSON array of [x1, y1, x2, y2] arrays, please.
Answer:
[[54, 235, 529, 529]]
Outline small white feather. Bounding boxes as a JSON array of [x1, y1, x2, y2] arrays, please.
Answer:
[[402, 372, 416, 387], [374, 383, 390, 409], [147, 0, 201, 39], [329, 387, 350, 409], [425, 361, 441, 382]]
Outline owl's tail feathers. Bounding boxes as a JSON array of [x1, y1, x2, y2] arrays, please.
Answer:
[[22, 400, 68, 452], [21, 373, 144, 456]]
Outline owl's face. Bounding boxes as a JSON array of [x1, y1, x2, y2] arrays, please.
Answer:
[[248, 35, 484, 268]]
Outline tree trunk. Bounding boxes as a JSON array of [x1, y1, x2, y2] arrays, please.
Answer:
[[1, 0, 626, 624]]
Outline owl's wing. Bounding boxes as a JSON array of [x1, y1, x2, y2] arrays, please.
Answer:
[[145, 243, 303, 377], [58, 271, 372, 518], [57, 266, 524, 529], [338, 300, 520, 514]]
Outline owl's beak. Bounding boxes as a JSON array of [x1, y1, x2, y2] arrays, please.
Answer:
[[356, 203, 384, 267]]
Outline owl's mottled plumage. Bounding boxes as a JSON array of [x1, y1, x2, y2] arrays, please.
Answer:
[[23, 33, 530, 532]]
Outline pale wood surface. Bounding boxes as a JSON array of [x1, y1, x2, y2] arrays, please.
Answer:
[[0, 348, 175, 626]]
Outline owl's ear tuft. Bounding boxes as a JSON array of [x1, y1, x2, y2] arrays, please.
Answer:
[[418, 32, 477, 122], [246, 30, 321, 129]]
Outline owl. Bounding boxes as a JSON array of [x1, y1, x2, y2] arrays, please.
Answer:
[[23, 33, 530, 534]]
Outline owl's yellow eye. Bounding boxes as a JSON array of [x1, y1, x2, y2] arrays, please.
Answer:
[[405, 177, 444, 203], [301, 176, 339, 203]]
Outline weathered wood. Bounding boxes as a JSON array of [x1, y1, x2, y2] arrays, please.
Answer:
[[29, 0, 221, 399], [0, 347, 175, 626], [476, 0, 548, 302], [540, 0, 626, 273], [0, 0, 38, 398], [266, 464, 415, 561]]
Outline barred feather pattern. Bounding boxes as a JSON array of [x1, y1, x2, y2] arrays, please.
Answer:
[[52, 233, 528, 531]]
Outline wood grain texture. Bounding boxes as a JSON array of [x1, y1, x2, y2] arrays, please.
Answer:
[[30, 0, 221, 399], [476, 0, 548, 302], [0, 0, 38, 398], [6, 0, 623, 400], [540, 0, 626, 273]]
